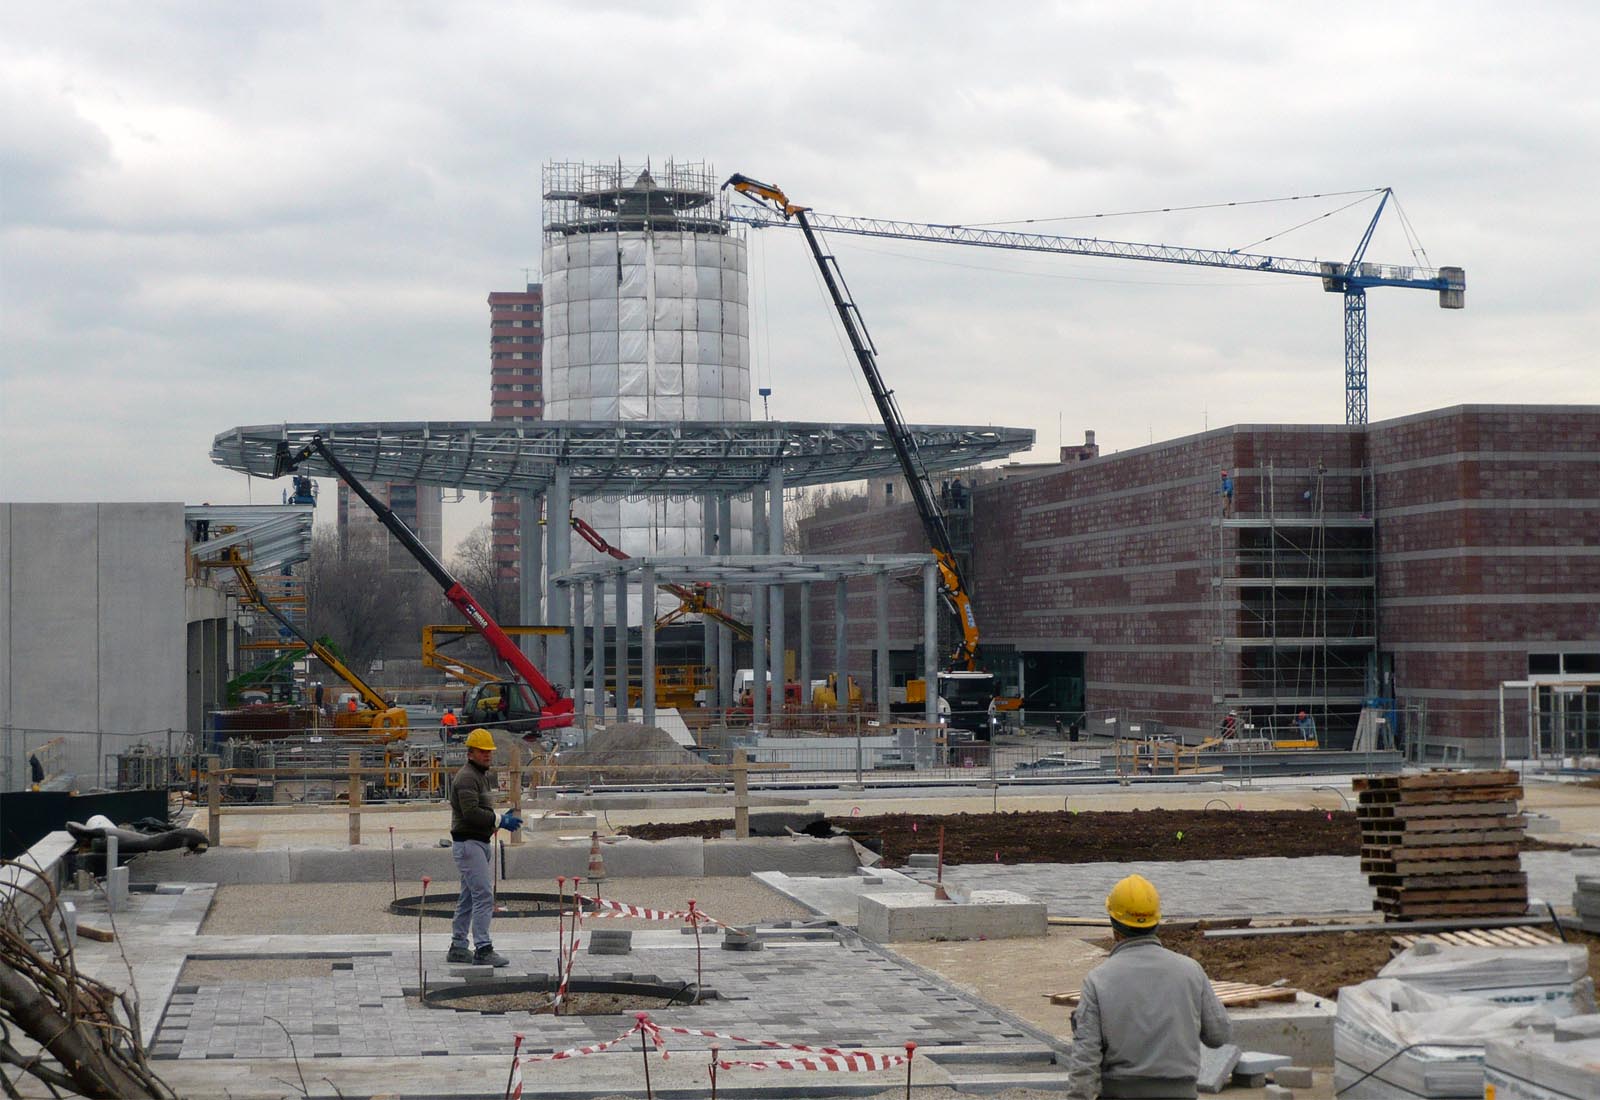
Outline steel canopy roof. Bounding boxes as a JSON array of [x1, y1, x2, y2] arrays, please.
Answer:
[[210, 420, 1035, 495], [555, 554, 936, 586]]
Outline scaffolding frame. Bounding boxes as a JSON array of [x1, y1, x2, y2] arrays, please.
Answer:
[[1210, 459, 1377, 742]]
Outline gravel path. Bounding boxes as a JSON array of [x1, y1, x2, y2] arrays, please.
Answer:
[[197, 876, 813, 936]]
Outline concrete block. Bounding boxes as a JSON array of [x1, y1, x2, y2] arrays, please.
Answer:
[[291, 847, 458, 884], [1554, 1014, 1600, 1041], [1197, 1044, 1241, 1093], [587, 930, 632, 956], [1273, 1065, 1315, 1087], [1237, 1051, 1293, 1076], [1264, 1086, 1294, 1100], [1227, 993, 1336, 1065], [703, 836, 858, 876], [906, 853, 939, 868], [105, 866, 129, 912], [129, 847, 293, 884], [721, 927, 763, 951], [747, 810, 824, 836], [1232, 1072, 1266, 1088], [527, 812, 596, 833], [857, 889, 1046, 943], [59, 900, 78, 948]]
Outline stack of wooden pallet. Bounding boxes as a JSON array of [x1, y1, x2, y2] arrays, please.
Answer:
[[1354, 769, 1527, 920]]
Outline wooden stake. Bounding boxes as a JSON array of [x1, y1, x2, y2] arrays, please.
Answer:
[[688, 899, 702, 998], [709, 1045, 719, 1100], [638, 1014, 654, 1100], [388, 825, 398, 903], [418, 875, 430, 995], [503, 1033, 523, 1100]]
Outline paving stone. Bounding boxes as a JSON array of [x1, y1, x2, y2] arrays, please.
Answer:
[[1273, 1065, 1315, 1087], [1197, 1043, 1241, 1093]]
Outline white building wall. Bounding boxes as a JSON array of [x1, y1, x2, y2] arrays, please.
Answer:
[[1, 503, 193, 788]]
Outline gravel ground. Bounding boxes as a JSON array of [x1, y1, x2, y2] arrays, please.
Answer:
[[197, 876, 813, 936]]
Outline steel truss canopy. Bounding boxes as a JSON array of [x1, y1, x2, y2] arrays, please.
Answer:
[[211, 421, 1035, 496], [555, 554, 935, 587]]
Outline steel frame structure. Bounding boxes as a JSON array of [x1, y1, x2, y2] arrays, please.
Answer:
[[211, 421, 1035, 495]]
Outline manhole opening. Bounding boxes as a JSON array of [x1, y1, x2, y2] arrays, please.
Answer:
[[389, 891, 603, 918], [423, 977, 716, 1015]]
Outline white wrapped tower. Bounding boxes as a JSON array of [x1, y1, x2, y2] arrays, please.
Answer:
[[542, 161, 753, 616]]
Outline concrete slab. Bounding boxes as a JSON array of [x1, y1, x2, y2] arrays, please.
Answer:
[[1197, 1043, 1241, 1092], [753, 868, 930, 925], [1229, 994, 1337, 1065], [704, 835, 858, 876], [858, 889, 1046, 943], [129, 847, 292, 884]]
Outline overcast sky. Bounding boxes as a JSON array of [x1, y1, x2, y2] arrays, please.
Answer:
[[4, 1, 1596, 552]]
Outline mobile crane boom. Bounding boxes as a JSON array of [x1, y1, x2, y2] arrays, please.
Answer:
[[209, 546, 408, 740], [724, 174, 980, 669], [273, 436, 574, 732], [568, 515, 753, 640]]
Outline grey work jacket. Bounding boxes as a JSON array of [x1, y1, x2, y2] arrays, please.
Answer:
[[1064, 935, 1231, 1099], [449, 761, 498, 843]]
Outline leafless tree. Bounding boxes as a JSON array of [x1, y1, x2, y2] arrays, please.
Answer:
[[785, 484, 867, 553], [305, 530, 443, 674], [449, 523, 518, 624]]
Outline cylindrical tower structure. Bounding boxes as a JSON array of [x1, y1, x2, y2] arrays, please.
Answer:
[[542, 161, 754, 618]]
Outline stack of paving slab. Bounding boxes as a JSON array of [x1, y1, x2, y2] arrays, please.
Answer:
[[1354, 768, 1527, 920], [1571, 870, 1600, 933], [1484, 1015, 1600, 1099]]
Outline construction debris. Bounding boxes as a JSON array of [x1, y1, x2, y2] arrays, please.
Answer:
[[1354, 769, 1528, 919], [554, 722, 720, 784]]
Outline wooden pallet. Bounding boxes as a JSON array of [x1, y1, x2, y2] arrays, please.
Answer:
[[1355, 770, 1518, 792], [1391, 926, 1561, 950], [1048, 980, 1299, 1008]]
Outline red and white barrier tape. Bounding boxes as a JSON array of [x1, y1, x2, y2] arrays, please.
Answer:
[[521, 1019, 646, 1062], [576, 894, 728, 928], [718, 1052, 911, 1072]]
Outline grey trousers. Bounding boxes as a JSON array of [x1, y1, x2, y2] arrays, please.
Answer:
[[450, 839, 494, 948]]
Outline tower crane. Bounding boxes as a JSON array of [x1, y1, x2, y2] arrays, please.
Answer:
[[726, 188, 1464, 426]]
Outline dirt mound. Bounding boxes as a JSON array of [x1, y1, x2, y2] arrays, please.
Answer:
[[556, 722, 720, 784]]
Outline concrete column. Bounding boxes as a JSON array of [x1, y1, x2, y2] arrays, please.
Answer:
[[876, 571, 890, 725], [571, 582, 586, 722], [923, 562, 939, 729], [799, 582, 812, 714], [751, 578, 768, 728], [547, 467, 572, 688], [614, 569, 629, 724], [717, 494, 734, 710], [642, 563, 656, 727], [752, 488, 766, 553], [591, 578, 605, 726], [834, 579, 849, 714], [519, 492, 544, 668], [702, 496, 718, 708]]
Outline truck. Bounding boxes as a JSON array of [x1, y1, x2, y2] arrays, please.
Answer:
[[273, 436, 574, 736]]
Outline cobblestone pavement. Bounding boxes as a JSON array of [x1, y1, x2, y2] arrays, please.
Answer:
[[936, 851, 1590, 918], [151, 934, 1035, 1060]]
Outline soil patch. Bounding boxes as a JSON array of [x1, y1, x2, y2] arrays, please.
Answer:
[[1091, 924, 1600, 1000], [557, 722, 719, 784], [179, 957, 341, 984], [625, 809, 1584, 866], [426, 989, 695, 1015], [628, 809, 1361, 865]]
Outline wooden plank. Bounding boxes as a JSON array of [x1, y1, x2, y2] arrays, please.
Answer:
[[1362, 814, 1525, 831], [1388, 842, 1521, 861], [1397, 830, 1526, 847], [1372, 871, 1526, 889], [1391, 801, 1519, 820], [1379, 902, 1531, 919], [1374, 886, 1528, 903], [1397, 786, 1523, 804], [1050, 980, 1299, 1008], [1353, 776, 1401, 792], [1391, 858, 1524, 876], [1394, 770, 1518, 790]]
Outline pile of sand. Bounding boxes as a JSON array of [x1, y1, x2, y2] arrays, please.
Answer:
[[555, 722, 721, 785]]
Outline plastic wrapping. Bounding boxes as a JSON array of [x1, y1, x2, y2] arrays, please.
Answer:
[[1334, 978, 1555, 1098], [1380, 945, 1596, 1018]]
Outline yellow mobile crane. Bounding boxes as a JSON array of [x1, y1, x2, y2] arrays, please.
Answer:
[[725, 174, 998, 738], [208, 547, 408, 741]]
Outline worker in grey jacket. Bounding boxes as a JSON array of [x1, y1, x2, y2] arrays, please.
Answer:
[[447, 728, 520, 967], [1065, 874, 1231, 1099]]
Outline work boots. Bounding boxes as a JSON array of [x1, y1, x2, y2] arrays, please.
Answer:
[[473, 944, 510, 968], [446, 944, 472, 964]]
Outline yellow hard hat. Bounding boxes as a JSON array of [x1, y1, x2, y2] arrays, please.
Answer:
[[464, 728, 497, 752], [1106, 874, 1161, 929]]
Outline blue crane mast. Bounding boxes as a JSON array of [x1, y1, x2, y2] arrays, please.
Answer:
[[727, 188, 1464, 426]]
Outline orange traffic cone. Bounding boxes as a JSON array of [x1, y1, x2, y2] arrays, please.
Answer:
[[587, 831, 607, 881]]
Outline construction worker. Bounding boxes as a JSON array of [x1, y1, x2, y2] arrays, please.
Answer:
[[439, 706, 459, 743], [346, 696, 358, 714], [1217, 469, 1235, 517], [447, 728, 521, 967], [1065, 874, 1230, 1100], [1295, 710, 1318, 742]]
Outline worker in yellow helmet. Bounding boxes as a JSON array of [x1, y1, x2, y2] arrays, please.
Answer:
[[446, 729, 521, 967], [1064, 874, 1231, 1100]]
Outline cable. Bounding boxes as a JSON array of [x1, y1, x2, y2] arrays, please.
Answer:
[[1233, 193, 1382, 254], [1333, 1039, 1484, 1096], [965, 188, 1386, 228]]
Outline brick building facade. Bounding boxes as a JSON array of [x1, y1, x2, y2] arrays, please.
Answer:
[[800, 405, 1599, 755], [488, 285, 545, 591]]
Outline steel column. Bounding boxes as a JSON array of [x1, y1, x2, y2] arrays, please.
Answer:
[[642, 563, 656, 727], [547, 466, 572, 687], [614, 570, 629, 723], [518, 492, 544, 669], [924, 561, 938, 729], [875, 572, 890, 725], [591, 579, 605, 726], [571, 582, 586, 722], [768, 466, 785, 704], [799, 582, 812, 715], [834, 579, 849, 713], [717, 494, 734, 711]]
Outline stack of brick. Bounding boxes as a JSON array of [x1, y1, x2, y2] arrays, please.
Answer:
[[1573, 874, 1600, 933], [1354, 769, 1527, 920]]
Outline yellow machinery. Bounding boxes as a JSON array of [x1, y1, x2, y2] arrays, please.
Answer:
[[207, 548, 408, 742]]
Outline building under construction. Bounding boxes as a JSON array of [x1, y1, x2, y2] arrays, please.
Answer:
[[802, 404, 1600, 757]]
